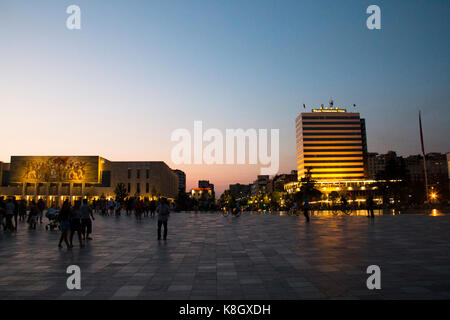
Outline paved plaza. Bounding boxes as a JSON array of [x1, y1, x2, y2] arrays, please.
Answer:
[[1, 211, 450, 300]]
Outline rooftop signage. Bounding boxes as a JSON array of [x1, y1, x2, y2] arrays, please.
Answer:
[[312, 107, 347, 113]]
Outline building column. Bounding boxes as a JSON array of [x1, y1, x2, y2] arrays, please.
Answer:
[[22, 182, 26, 200], [69, 182, 73, 205], [46, 183, 50, 207], [34, 182, 38, 201], [57, 183, 62, 208], [81, 182, 85, 199]]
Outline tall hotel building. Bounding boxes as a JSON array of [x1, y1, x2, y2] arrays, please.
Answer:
[[296, 107, 367, 182]]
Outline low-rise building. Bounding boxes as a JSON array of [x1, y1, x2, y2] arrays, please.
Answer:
[[229, 183, 252, 199], [190, 188, 212, 200], [266, 170, 297, 193], [0, 155, 178, 206], [251, 175, 270, 195]]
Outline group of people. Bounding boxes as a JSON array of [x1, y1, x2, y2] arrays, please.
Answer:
[[291, 194, 376, 220], [0, 197, 47, 231], [0, 195, 172, 246], [57, 197, 171, 245], [91, 198, 159, 219], [57, 199, 95, 248], [291, 198, 311, 222]]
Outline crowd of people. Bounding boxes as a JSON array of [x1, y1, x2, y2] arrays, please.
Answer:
[[90, 197, 161, 219], [1, 193, 375, 249], [0, 197, 45, 232], [0, 196, 172, 247]]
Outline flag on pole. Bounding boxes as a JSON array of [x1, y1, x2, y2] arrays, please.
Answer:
[[419, 109, 429, 202], [419, 110, 425, 156]]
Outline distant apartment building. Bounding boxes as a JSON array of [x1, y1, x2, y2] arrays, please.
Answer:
[[173, 169, 186, 195], [266, 170, 298, 193], [229, 183, 252, 199], [366, 152, 379, 179], [447, 152, 450, 180], [251, 175, 270, 195], [405, 153, 448, 183], [366, 151, 448, 185], [366, 151, 405, 179], [296, 106, 367, 181], [0, 156, 178, 206]]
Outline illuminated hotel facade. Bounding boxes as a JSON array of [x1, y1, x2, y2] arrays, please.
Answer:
[[296, 107, 366, 181], [285, 105, 377, 200], [0, 156, 178, 206]]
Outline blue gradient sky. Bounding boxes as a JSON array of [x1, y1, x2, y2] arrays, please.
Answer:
[[1, 0, 449, 194]]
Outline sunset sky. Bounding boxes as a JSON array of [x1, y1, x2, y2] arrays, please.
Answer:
[[1, 0, 449, 195]]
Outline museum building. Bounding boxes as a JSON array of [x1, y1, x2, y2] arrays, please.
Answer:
[[0, 156, 178, 206]]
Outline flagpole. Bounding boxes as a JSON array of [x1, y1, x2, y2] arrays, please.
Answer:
[[419, 110, 429, 203]]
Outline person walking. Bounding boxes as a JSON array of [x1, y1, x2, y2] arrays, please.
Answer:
[[135, 199, 143, 220], [58, 200, 71, 248], [19, 199, 27, 222], [291, 201, 298, 215], [156, 197, 170, 240], [303, 197, 310, 222], [0, 196, 6, 231], [69, 201, 84, 248], [80, 199, 95, 240], [150, 199, 156, 218], [115, 200, 121, 216], [37, 198, 46, 224], [126, 198, 132, 216], [366, 194, 375, 219], [28, 200, 38, 230], [13, 198, 19, 231], [5, 198, 15, 231], [108, 199, 115, 216], [144, 198, 150, 217]]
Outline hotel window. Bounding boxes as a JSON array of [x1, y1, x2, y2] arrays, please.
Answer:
[[127, 183, 131, 193], [128, 169, 131, 179], [137, 183, 141, 194], [146, 169, 150, 179], [146, 183, 149, 193], [137, 169, 140, 179]]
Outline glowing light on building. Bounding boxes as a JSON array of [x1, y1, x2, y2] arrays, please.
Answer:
[[296, 106, 366, 182]]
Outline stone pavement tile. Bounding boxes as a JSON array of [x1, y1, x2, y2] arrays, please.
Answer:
[[168, 284, 192, 291], [113, 285, 144, 297]]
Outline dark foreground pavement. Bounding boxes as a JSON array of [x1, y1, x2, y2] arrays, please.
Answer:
[[0, 211, 449, 299]]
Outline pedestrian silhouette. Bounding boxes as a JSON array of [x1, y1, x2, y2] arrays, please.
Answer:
[[156, 197, 170, 240]]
